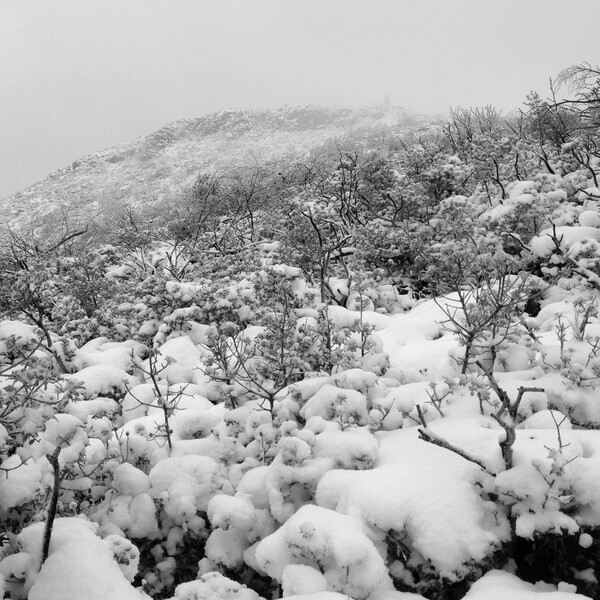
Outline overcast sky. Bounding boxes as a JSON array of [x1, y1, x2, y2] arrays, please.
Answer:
[[2, 0, 600, 199]]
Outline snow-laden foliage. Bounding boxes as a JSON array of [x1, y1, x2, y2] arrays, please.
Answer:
[[5, 68, 600, 599]]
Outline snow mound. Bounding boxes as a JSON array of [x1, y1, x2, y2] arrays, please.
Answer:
[[0, 455, 43, 510], [578, 210, 600, 228], [149, 454, 232, 521], [463, 569, 591, 599], [316, 429, 506, 579], [18, 518, 142, 600], [0, 320, 38, 352], [66, 365, 138, 398], [255, 503, 394, 599], [74, 337, 144, 371], [529, 225, 600, 258], [168, 571, 261, 600], [378, 299, 457, 380]]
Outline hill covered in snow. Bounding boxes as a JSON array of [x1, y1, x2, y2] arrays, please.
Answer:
[[4, 67, 600, 600], [0, 105, 418, 232]]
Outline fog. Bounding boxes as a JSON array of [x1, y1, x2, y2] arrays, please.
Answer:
[[2, 0, 600, 198]]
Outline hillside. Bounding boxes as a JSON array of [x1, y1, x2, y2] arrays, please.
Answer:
[[0, 105, 418, 232], [4, 70, 600, 600]]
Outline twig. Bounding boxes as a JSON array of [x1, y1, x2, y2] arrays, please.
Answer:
[[417, 405, 495, 475], [418, 425, 496, 476]]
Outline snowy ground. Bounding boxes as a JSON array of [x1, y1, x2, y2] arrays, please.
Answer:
[[3, 246, 600, 598]]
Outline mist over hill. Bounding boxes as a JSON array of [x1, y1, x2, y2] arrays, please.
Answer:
[[1, 105, 420, 232]]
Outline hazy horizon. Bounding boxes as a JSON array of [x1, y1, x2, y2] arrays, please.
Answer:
[[3, 0, 600, 199]]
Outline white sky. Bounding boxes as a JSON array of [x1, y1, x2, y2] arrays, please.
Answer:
[[2, 0, 600, 199]]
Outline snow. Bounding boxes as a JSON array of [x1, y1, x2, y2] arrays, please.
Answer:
[[463, 570, 591, 599], [16, 518, 142, 600], [148, 454, 232, 521], [578, 210, 600, 228], [208, 494, 257, 532], [112, 462, 151, 495], [530, 225, 600, 258], [6, 272, 600, 598], [377, 298, 458, 380], [65, 396, 119, 421], [7, 158, 600, 600], [326, 305, 392, 330], [98, 492, 156, 538], [300, 384, 368, 424], [74, 337, 144, 371], [121, 382, 169, 421], [313, 426, 379, 469], [317, 427, 507, 579], [147, 336, 206, 384], [0, 320, 38, 352], [38, 413, 88, 465], [168, 571, 261, 600], [0, 552, 28, 597], [255, 504, 394, 599], [283, 594, 364, 600], [206, 528, 248, 569], [104, 534, 140, 582], [282, 564, 328, 596], [0, 455, 43, 510], [65, 365, 138, 398]]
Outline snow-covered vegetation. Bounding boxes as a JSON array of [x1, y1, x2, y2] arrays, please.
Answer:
[[3, 65, 600, 599]]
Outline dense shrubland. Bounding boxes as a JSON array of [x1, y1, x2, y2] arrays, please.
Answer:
[[3, 65, 600, 599]]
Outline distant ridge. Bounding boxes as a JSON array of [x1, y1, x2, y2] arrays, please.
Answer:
[[0, 105, 420, 232]]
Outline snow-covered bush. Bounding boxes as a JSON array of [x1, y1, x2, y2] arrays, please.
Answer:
[[254, 504, 395, 599], [6, 79, 600, 600]]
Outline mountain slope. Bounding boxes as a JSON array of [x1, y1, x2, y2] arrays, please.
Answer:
[[1, 105, 419, 231]]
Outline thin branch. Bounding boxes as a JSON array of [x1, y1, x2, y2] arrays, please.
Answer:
[[416, 404, 495, 475], [418, 425, 496, 476], [41, 446, 64, 567]]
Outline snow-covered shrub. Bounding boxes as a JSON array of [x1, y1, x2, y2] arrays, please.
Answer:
[[254, 504, 395, 600], [7, 84, 600, 600], [0, 517, 142, 600], [167, 571, 262, 600]]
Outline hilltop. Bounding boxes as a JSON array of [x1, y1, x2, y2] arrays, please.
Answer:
[[0, 105, 419, 232]]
